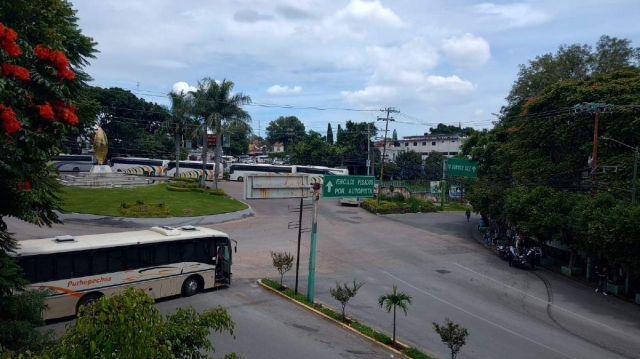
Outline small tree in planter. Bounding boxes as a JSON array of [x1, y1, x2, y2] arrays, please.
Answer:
[[378, 285, 412, 347], [270, 251, 294, 289], [329, 280, 365, 322], [432, 317, 469, 359]]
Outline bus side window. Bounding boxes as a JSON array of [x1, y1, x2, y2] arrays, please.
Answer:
[[74, 254, 91, 277], [155, 244, 169, 265], [126, 247, 140, 269], [183, 241, 196, 261], [169, 242, 182, 263], [36, 256, 55, 282], [19, 258, 36, 283], [194, 240, 208, 261], [140, 246, 154, 267], [108, 249, 124, 271], [56, 254, 73, 280], [209, 238, 218, 258], [93, 251, 108, 274]]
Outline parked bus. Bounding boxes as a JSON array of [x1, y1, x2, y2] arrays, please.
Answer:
[[166, 161, 223, 180], [47, 154, 96, 172], [110, 157, 169, 177], [10, 226, 236, 320], [228, 164, 348, 184]]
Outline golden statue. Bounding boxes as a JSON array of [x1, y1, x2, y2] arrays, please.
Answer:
[[93, 127, 108, 165]]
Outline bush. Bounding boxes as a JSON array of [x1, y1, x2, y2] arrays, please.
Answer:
[[189, 187, 207, 193], [170, 177, 197, 183], [209, 188, 226, 196], [361, 197, 438, 214], [391, 193, 406, 202], [166, 185, 191, 192]]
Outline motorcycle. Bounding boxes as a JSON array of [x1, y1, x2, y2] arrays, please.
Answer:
[[496, 245, 509, 261]]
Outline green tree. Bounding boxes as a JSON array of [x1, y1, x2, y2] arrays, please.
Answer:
[[87, 86, 171, 158], [159, 90, 194, 177], [224, 120, 251, 156], [189, 78, 251, 189], [265, 116, 305, 149], [378, 285, 412, 346], [429, 123, 474, 136], [502, 35, 639, 117], [337, 121, 377, 173], [329, 280, 364, 322], [326, 123, 333, 144], [336, 124, 343, 144], [392, 129, 399, 147], [424, 151, 445, 180], [0, 0, 97, 352], [288, 131, 342, 167], [270, 251, 294, 287], [395, 150, 423, 180], [432, 317, 469, 359], [42, 287, 238, 359]]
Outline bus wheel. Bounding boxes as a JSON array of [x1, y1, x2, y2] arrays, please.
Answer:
[[237, 176, 244, 182], [76, 292, 103, 314], [143, 171, 150, 177], [73, 167, 80, 172], [182, 276, 202, 297]]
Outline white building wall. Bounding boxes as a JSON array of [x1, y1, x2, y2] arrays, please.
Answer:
[[383, 134, 465, 161]]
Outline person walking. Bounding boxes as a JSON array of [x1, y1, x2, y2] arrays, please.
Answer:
[[465, 209, 471, 222], [595, 266, 609, 296]]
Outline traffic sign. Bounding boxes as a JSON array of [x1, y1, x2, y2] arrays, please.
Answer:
[[446, 158, 478, 178], [322, 175, 375, 198]]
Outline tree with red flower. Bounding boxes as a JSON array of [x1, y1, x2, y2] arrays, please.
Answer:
[[1, 63, 30, 81], [37, 102, 55, 120]]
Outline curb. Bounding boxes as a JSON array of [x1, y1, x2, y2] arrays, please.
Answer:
[[56, 205, 254, 228], [257, 279, 440, 359]]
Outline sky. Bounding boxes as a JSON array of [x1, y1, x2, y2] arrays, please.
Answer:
[[71, 0, 640, 138]]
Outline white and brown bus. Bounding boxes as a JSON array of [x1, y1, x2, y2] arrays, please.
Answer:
[[11, 226, 236, 320]]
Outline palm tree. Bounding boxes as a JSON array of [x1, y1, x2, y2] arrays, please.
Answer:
[[159, 90, 193, 177], [189, 78, 251, 188], [378, 285, 412, 346]]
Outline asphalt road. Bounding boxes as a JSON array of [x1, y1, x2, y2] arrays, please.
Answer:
[[9, 181, 640, 359]]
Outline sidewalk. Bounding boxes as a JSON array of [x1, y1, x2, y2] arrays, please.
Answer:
[[56, 206, 253, 228]]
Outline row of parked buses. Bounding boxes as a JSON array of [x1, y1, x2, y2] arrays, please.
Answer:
[[48, 155, 349, 182]]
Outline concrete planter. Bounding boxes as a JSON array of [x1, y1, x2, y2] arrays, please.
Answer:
[[561, 266, 583, 276], [540, 257, 555, 266], [607, 283, 623, 296]]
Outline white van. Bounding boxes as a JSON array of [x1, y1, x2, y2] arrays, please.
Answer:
[[256, 155, 271, 164]]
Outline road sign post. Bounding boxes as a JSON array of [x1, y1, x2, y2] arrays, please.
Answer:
[[307, 183, 320, 303], [322, 175, 376, 198]]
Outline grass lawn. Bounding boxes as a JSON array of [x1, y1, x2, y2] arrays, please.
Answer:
[[60, 184, 247, 217]]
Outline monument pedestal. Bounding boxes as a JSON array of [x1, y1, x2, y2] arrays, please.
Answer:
[[90, 165, 113, 173]]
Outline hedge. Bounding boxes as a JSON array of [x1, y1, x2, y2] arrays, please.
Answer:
[[169, 177, 197, 183], [209, 188, 226, 196], [361, 197, 438, 214], [166, 185, 191, 192]]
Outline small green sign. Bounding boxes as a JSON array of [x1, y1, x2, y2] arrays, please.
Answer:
[[322, 175, 376, 198], [446, 158, 478, 178]]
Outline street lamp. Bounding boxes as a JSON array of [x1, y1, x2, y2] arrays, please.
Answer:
[[599, 136, 638, 203]]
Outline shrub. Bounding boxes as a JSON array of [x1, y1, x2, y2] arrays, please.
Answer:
[[210, 188, 226, 196], [189, 187, 207, 193], [391, 193, 406, 202], [166, 185, 191, 192], [120, 202, 130, 209], [271, 251, 295, 287], [329, 280, 365, 321], [170, 177, 197, 183]]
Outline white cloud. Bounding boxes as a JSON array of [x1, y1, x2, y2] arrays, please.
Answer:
[[442, 33, 491, 67], [172, 81, 196, 94], [474, 3, 550, 28], [474, 108, 484, 117], [421, 75, 476, 93], [334, 0, 405, 28], [267, 85, 302, 94], [341, 85, 397, 106]]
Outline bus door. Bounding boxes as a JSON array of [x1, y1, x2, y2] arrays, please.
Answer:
[[215, 243, 232, 284]]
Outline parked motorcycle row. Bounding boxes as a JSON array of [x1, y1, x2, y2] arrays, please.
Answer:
[[496, 244, 542, 269]]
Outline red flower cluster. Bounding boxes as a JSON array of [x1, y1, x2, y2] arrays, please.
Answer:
[[0, 104, 21, 134], [1, 63, 30, 81], [17, 181, 32, 191], [51, 100, 78, 125], [0, 23, 21, 57], [33, 45, 74, 80], [37, 102, 55, 119]]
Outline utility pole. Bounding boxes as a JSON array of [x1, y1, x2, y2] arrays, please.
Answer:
[[295, 197, 303, 295], [175, 123, 181, 178], [377, 107, 399, 207], [367, 123, 371, 176], [307, 183, 321, 303], [441, 160, 446, 210]]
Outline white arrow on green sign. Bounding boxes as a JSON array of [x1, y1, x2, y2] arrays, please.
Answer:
[[446, 158, 479, 178], [322, 175, 376, 198]]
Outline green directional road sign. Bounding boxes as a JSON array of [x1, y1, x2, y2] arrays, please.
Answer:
[[322, 175, 376, 198], [446, 158, 479, 178]]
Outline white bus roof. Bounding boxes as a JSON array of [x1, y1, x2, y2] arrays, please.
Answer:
[[12, 226, 229, 257]]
